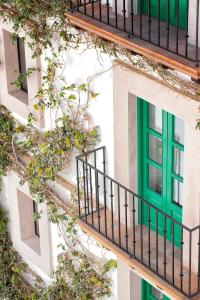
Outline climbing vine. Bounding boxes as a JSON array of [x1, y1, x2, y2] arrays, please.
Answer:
[[0, 102, 116, 299], [0, 206, 34, 300], [0, 0, 116, 296], [0, 200, 116, 299], [0, 0, 199, 299]]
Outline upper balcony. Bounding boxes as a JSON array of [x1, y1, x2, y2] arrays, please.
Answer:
[[67, 0, 200, 80], [76, 147, 200, 299]]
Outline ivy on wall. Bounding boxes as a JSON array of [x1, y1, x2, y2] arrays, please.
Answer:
[[0, 205, 37, 299], [0, 103, 117, 299], [0, 201, 116, 299], [0, 1, 117, 298], [0, 1, 199, 299]]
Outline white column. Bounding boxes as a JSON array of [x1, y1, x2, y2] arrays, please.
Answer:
[[112, 0, 138, 18], [188, 0, 200, 48]]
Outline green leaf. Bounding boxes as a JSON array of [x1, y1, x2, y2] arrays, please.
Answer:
[[106, 259, 117, 270], [34, 104, 39, 111]]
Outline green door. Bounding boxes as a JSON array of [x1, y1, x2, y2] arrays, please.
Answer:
[[137, 98, 184, 244], [142, 280, 170, 300], [142, 0, 187, 29]]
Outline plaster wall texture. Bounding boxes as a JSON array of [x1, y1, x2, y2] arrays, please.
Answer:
[[40, 44, 115, 187]]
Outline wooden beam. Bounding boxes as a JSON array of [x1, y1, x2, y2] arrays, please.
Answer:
[[55, 174, 76, 193], [66, 12, 200, 80]]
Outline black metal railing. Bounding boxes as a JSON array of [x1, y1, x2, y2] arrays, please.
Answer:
[[70, 0, 200, 66], [76, 146, 200, 298]]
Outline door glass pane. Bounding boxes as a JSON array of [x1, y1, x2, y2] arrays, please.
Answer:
[[149, 165, 162, 194], [174, 117, 184, 145], [151, 286, 163, 299], [149, 104, 162, 133], [149, 134, 162, 165], [173, 179, 183, 206], [174, 147, 184, 177]]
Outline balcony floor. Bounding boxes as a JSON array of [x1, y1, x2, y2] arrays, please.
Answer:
[[68, 3, 200, 79], [82, 207, 199, 297], [78, 3, 200, 61]]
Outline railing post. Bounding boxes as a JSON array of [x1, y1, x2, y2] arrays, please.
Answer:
[[166, 0, 170, 49], [117, 185, 121, 248], [195, 0, 200, 65], [148, 0, 151, 42], [130, 0, 134, 35], [157, 0, 161, 46], [122, 0, 126, 32], [175, 0, 180, 54], [180, 227, 184, 292], [172, 221, 175, 286], [189, 230, 192, 297], [140, 198, 143, 262], [85, 155, 90, 215], [113, 0, 118, 28], [99, 0, 102, 21], [95, 169, 101, 232], [89, 166, 94, 226], [163, 215, 167, 280], [132, 195, 136, 257], [82, 161, 87, 222], [91, 0, 94, 18], [106, 0, 110, 24], [77, 0, 79, 12], [110, 180, 114, 242], [198, 227, 200, 292], [156, 209, 159, 275], [139, 0, 143, 38], [185, 0, 189, 58], [125, 190, 129, 252], [103, 147, 107, 238], [83, 0, 86, 14], [148, 205, 151, 268], [76, 157, 81, 217], [69, 0, 73, 10]]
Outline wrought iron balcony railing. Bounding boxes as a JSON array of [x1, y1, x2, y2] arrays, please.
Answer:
[[70, 0, 200, 66], [76, 146, 200, 298]]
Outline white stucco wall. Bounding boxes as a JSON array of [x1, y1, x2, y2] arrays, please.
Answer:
[[40, 44, 115, 185], [1, 16, 200, 299]]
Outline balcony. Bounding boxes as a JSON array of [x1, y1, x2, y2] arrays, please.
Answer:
[[76, 147, 200, 299], [68, 0, 200, 79]]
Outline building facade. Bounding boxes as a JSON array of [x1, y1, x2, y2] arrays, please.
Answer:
[[0, 1, 200, 299]]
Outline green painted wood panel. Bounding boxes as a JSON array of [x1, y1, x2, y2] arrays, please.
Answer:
[[137, 98, 184, 246], [141, 0, 187, 29], [142, 280, 170, 300]]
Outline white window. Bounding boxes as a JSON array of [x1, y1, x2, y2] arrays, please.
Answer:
[[17, 189, 41, 255]]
